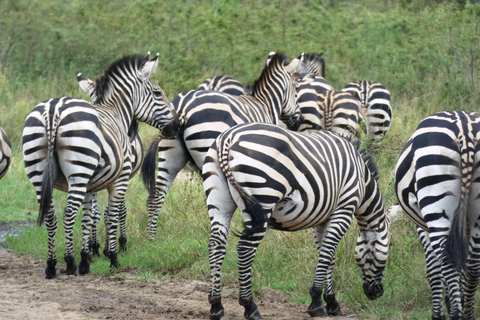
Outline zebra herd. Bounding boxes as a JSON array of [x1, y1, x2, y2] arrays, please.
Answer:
[[0, 50, 475, 320]]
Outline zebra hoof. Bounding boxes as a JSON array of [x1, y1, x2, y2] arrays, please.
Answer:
[[119, 236, 127, 252], [432, 315, 445, 320], [326, 300, 342, 316], [107, 251, 119, 269], [45, 259, 57, 279], [307, 305, 326, 317], [244, 302, 262, 320], [64, 256, 78, 276], [79, 252, 90, 275], [209, 301, 224, 319], [89, 240, 100, 257]]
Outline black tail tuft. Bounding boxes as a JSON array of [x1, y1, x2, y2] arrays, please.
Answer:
[[238, 193, 268, 238], [141, 137, 161, 195], [445, 200, 468, 273], [38, 160, 56, 226]]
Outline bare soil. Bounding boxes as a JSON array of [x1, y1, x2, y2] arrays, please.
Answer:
[[0, 248, 364, 320]]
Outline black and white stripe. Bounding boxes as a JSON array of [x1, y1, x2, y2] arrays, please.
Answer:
[[141, 52, 304, 239], [202, 122, 396, 319], [394, 111, 480, 319], [0, 122, 12, 180], [22, 52, 179, 279], [198, 76, 244, 96], [342, 81, 392, 140]]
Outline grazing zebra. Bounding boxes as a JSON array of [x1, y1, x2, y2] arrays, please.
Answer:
[[0, 122, 12, 180], [394, 111, 480, 320], [198, 76, 244, 96], [141, 52, 304, 239], [77, 77, 145, 255], [202, 123, 396, 320], [22, 52, 179, 279], [342, 81, 392, 140]]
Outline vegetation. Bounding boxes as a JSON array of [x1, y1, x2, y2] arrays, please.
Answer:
[[1, 0, 479, 319]]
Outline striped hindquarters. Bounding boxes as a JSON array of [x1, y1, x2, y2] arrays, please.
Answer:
[[342, 81, 392, 139]]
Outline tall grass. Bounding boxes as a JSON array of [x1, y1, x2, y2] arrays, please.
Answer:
[[2, 0, 480, 319]]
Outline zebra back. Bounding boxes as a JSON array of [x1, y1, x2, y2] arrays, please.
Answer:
[[197, 76, 244, 96], [342, 80, 392, 140]]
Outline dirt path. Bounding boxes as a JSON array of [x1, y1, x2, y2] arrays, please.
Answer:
[[0, 248, 364, 320]]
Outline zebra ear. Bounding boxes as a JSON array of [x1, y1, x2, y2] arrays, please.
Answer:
[[139, 52, 159, 80], [77, 73, 95, 96], [285, 52, 304, 75], [266, 51, 276, 67]]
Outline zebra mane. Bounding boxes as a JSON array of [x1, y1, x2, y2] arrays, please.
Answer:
[[92, 54, 149, 105], [299, 52, 325, 77], [249, 53, 289, 95], [351, 139, 380, 182]]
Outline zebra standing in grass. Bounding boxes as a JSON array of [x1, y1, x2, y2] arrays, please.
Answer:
[[77, 77, 145, 255], [342, 81, 392, 140], [394, 111, 480, 320], [141, 52, 304, 239], [0, 122, 12, 180], [202, 122, 396, 320], [22, 53, 179, 279]]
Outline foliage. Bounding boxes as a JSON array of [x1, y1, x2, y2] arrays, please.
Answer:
[[1, 0, 480, 319]]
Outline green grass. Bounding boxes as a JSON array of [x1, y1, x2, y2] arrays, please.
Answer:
[[2, 0, 480, 319]]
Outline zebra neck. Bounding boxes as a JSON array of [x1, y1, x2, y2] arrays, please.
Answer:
[[96, 105, 132, 134]]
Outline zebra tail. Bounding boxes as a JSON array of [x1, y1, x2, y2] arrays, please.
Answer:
[[38, 108, 59, 226], [445, 144, 475, 273], [218, 143, 267, 238], [141, 136, 161, 195]]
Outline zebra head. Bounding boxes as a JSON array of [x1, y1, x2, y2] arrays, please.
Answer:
[[354, 204, 397, 300], [279, 52, 305, 131], [77, 52, 179, 138]]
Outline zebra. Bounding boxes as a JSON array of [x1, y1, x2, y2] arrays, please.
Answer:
[[198, 76, 244, 96], [141, 52, 304, 239], [77, 77, 145, 255], [198, 52, 326, 98], [342, 81, 392, 141], [202, 122, 396, 320], [0, 121, 12, 180], [394, 111, 480, 320], [22, 52, 179, 279]]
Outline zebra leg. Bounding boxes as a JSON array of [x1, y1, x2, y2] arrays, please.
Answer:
[[79, 193, 95, 275], [203, 149, 237, 319], [147, 137, 189, 239], [308, 213, 352, 317], [464, 229, 480, 319], [237, 228, 267, 320], [118, 199, 128, 252], [63, 196, 83, 276], [105, 179, 130, 269], [44, 200, 58, 279], [89, 193, 101, 257], [417, 226, 446, 320]]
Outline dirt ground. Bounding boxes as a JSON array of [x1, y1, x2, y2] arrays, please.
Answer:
[[0, 248, 364, 320]]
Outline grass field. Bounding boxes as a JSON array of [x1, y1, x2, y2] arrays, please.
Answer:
[[1, 0, 480, 318]]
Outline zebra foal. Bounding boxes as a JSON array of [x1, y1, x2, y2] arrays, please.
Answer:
[[141, 52, 304, 239], [22, 52, 179, 279], [0, 121, 12, 180], [394, 111, 480, 320], [202, 123, 396, 320]]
